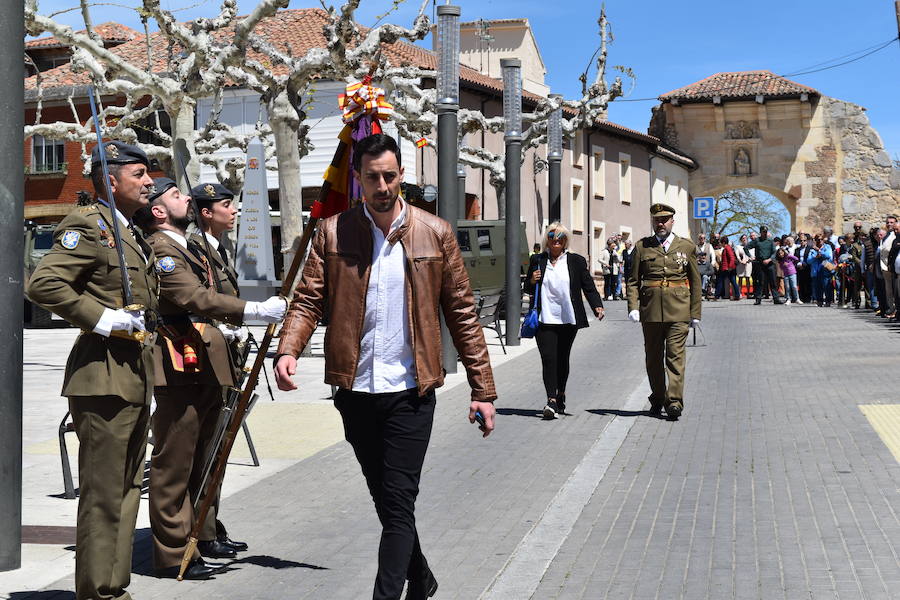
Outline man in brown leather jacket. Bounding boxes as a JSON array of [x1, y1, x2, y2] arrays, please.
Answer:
[[274, 134, 496, 600]]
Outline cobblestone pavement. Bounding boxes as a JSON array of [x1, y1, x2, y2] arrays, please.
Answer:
[[3, 299, 899, 599]]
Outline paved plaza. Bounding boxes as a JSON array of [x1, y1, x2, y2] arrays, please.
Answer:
[[2, 299, 899, 599]]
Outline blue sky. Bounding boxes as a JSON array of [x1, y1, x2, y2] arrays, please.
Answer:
[[35, 0, 900, 159]]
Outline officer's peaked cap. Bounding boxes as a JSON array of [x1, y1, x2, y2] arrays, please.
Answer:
[[650, 203, 675, 217]]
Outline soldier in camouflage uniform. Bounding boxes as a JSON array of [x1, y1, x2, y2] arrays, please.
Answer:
[[626, 203, 701, 420]]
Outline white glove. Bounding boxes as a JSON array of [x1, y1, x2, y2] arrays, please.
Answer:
[[95, 308, 146, 336], [218, 324, 248, 343], [244, 295, 287, 323], [690, 319, 701, 327], [218, 323, 237, 342], [628, 310, 640, 323]]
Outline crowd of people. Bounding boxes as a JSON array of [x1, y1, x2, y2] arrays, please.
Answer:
[[594, 216, 900, 314]]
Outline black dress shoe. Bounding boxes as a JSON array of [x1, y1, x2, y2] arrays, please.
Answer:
[[754, 299, 762, 305], [218, 535, 248, 552], [198, 539, 237, 559], [405, 565, 438, 600], [648, 404, 663, 417], [156, 558, 225, 580], [665, 401, 683, 420]]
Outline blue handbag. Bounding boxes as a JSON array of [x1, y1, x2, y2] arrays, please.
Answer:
[[520, 281, 541, 339]]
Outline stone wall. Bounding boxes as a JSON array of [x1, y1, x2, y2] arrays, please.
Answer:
[[649, 95, 898, 235]]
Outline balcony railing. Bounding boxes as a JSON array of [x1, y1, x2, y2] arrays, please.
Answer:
[[25, 162, 68, 176]]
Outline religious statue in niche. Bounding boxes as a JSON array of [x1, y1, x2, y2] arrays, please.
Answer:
[[734, 148, 751, 175], [726, 120, 760, 139]]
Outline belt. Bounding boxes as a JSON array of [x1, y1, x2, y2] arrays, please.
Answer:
[[643, 279, 690, 288], [81, 329, 157, 348]]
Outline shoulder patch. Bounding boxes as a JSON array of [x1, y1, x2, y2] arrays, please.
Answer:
[[156, 256, 176, 273], [60, 230, 81, 250]]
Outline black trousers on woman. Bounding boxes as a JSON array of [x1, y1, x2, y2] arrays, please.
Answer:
[[334, 387, 436, 600], [535, 323, 579, 402]]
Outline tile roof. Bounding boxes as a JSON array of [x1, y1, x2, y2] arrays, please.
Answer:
[[26, 22, 139, 50], [659, 70, 818, 102], [24, 8, 540, 102]]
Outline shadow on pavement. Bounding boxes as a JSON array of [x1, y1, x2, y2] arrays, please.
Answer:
[[586, 408, 665, 420], [8, 592, 75, 600], [231, 555, 329, 570], [495, 407, 543, 419]]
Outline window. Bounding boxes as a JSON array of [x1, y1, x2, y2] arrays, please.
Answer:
[[31, 134, 65, 173], [135, 110, 172, 147], [592, 147, 605, 198], [457, 230, 471, 252], [571, 179, 584, 233], [570, 130, 584, 168], [476, 229, 491, 250], [619, 153, 631, 204]]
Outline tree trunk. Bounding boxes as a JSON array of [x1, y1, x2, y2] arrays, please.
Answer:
[[269, 90, 303, 281], [168, 100, 199, 187]]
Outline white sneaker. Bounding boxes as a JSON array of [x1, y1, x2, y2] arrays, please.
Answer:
[[796, 300, 804, 305], [785, 300, 792, 305]]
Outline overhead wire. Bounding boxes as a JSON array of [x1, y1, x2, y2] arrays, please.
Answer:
[[612, 35, 900, 103]]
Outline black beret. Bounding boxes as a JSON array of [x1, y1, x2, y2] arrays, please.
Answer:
[[90, 141, 150, 170], [147, 177, 178, 203], [191, 182, 234, 204]]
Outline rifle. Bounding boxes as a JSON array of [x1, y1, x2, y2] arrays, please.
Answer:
[[86, 86, 148, 342], [176, 134, 350, 580]]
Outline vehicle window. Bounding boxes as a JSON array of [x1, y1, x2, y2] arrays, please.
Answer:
[[477, 229, 491, 250], [457, 230, 471, 252], [34, 231, 55, 250]]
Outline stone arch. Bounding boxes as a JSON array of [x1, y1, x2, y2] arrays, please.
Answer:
[[693, 183, 794, 232], [650, 70, 899, 234]]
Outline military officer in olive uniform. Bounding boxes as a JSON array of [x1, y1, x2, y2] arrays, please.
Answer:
[[27, 141, 158, 600], [189, 182, 248, 554], [132, 179, 287, 579], [626, 203, 701, 420]]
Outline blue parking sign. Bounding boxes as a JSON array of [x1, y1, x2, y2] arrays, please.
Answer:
[[693, 196, 714, 220]]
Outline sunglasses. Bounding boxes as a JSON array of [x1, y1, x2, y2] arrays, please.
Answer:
[[547, 231, 566, 240]]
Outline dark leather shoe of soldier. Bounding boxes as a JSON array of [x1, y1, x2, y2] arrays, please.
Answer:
[[665, 401, 683, 420], [217, 534, 248, 552], [198, 539, 237, 559], [405, 564, 438, 599], [156, 558, 225, 580], [648, 404, 663, 417]]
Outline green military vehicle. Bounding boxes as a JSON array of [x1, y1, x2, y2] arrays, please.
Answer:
[[455, 220, 529, 297], [24, 222, 58, 326]]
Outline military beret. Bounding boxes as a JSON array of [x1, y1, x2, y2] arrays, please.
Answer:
[[148, 177, 177, 203], [191, 182, 234, 204], [650, 203, 675, 217], [90, 141, 150, 170]]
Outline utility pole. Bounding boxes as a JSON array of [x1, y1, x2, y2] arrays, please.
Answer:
[[0, 0, 25, 572]]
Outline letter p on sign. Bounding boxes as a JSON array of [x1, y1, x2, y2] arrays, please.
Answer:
[[693, 197, 714, 220]]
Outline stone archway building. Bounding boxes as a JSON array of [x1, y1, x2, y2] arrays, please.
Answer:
[[649, 70, 899, 233]]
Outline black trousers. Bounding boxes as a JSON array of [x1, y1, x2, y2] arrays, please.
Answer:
[[797, 267, 812, 302], [335, 387, 435, 600], [755, 261, 781, 301], [535, 323, 578, 400]]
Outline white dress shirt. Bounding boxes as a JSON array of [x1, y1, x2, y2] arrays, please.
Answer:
[[540, 252, 576, 325], [162, 229, 189, 249], [352, 200, 417, 393], [660, 232, 675, 252], [879, 231, 895, 272]]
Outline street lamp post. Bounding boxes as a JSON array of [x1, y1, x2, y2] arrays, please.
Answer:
[[547, 93, 563, 223], [0, 0, 24, 572], [502, 58, 522, 347], [457, 161, 466, 219], [436, 3, 460, 373]]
